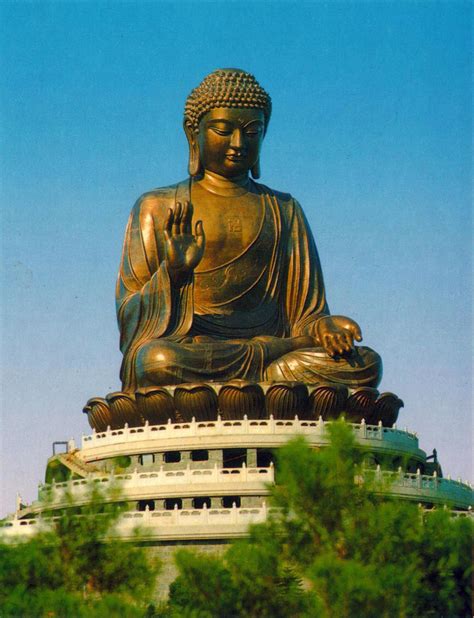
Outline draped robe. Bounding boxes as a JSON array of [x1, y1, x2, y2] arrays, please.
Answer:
[[116, 179, 381, 392]]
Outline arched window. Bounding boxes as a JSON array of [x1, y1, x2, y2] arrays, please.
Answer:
[[192, 497, 211, 509], [137, 499, 155, 511], [222, 496, 241, 508], [164, 498, 182, 510]]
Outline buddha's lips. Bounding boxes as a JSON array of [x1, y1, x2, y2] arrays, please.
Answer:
[[226, 153, 246, 161]]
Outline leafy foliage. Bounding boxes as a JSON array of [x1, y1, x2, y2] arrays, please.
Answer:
[[167, 422, 473, 618], [1, 424, 471, 617], [0, 485, 161, 617]]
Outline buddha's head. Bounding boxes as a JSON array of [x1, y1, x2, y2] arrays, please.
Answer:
[[184, 69, 272, 179]]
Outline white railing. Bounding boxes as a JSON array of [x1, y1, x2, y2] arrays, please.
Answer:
[[1, 504, 271, 541], [25, 464, 472, 514], [36, 465, 274, 506], [2, 496, 472, 544], [120, 502, 270, 531], [81, 417, 419, 452], [369, 467, 473, 509]]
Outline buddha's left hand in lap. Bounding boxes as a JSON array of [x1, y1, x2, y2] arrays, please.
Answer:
[[314, 315, 363, 357]]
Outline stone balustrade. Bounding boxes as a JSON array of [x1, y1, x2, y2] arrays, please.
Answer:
[[1, 504, 271, 542], [371, 468, 473, 509], [2, 494, 472, 543], [79, 417, 423, 462], [32, 465, 275, 511], [21, 464, 473, 516]]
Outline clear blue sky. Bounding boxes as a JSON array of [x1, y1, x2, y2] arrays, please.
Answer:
[[1, 1, 471, 514]]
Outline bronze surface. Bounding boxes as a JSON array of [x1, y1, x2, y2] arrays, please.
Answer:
[[114, 68, 382, 395]]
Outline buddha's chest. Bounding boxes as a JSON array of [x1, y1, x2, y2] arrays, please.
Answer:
[[190, 191, 278, 308], [191, 192, 269, 274]]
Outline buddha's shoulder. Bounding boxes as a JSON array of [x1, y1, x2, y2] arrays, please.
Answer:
[[252, 181, 305, 222], [131, 180, 189, 216], [252, 181, 294, 203]]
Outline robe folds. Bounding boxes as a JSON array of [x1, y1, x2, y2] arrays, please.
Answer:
[[116, 179, 381, 391]]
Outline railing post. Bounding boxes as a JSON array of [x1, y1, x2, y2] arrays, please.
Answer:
[[266, 413, 273, 433], [376, 464, 382, 482], [316, 415, 324, 433]]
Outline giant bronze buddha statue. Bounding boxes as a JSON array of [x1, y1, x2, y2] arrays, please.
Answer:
[[117, 68, 381, 391], [85, 69, 401, 430]]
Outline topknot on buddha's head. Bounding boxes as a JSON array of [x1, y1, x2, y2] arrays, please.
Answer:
[[184, 68, 272, 133]]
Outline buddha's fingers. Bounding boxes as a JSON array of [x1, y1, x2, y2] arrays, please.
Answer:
[[195, 220, 205, 250], [353, 329, 363, 342], [164, 208, 174, 240], [173, 202, 183, 235], [346, 320, 362, 342], [333, 334, 347, 356], [333, 316, 363, 343], [323, 334, 337, 357], [181, 201, 193, 235], [340, 330, 354, 352]]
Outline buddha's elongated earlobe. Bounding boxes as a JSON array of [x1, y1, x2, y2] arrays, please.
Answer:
[[188, 141, 202, 177], [251, 157, 261, 179], [184, 120, 203, 178]]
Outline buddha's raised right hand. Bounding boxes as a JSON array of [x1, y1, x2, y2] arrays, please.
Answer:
[[164, 201, 205, 286]]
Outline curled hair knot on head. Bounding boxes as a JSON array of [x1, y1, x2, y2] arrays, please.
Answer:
[[184, 68, 272, 134]]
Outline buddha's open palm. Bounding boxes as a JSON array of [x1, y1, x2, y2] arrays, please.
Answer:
[[164, 201, 205, 285], [315, 315, 363, 357]]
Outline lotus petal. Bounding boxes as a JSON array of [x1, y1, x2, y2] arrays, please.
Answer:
[[371, 392, 404, 426], [345, 387, 379, 422], [174, 384, 218, 422], [106, 392, 141, 428], [83, 397, 114, 431], [218, 380, 265, 420], [136, 386, 176, 425], [309, 384, 348, 420], [265, 382, 309, 419]]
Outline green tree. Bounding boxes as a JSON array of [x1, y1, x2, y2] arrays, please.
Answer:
[[167, 422, 473, 618], [0, 485, 161, 617]]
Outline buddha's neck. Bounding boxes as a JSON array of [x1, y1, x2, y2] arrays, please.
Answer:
[[198, 170, 250, 197]]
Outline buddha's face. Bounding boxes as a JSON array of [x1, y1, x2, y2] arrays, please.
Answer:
[[197, 107, 265, 178]]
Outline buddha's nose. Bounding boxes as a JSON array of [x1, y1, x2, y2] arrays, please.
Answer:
[[230, 128, 244, 149]]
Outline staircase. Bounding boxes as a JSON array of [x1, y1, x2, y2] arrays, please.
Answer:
[[57, 451, 99, 478]]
